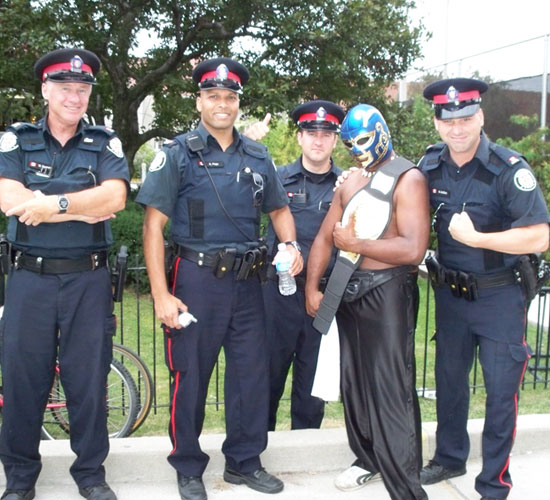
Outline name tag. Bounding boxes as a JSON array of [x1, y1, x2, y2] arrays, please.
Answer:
[[431, 187, 450, 199], [28, 161, 52, 178], [198, 161, 224, 168]]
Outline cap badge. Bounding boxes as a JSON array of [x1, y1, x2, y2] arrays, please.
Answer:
[[216, 64, 228, 80], [446, 85, 459, 102], [316, 107, 327, 120], [70, 55, 84, 73]]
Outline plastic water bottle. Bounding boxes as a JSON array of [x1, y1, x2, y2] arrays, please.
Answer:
[[275, 242, 296, 296], [179, 311, 198, 328]]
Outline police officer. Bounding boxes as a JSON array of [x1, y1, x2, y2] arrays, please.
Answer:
[[136, 57, 302, 500], [0, 48, 129, 500], [418, 78, 550, 500], [263, 100, 345, 430]]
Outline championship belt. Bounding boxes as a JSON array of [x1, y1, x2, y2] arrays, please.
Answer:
[[313, 157, 414, 334]]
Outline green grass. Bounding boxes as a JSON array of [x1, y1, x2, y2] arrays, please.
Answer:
[[115, 277, 550, 437]]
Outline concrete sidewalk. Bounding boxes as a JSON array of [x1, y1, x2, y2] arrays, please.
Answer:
[[1, 414, 549, 499]]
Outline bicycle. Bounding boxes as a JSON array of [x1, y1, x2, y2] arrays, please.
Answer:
[[111, 342, 154, 434]]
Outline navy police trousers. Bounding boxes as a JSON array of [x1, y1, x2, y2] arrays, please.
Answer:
[[0, 267, 115, 490], [263, 279, 324, 430], [164, 258, 269, 477], [433, 283, 530, 499]]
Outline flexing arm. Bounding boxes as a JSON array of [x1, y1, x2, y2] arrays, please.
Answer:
[[268, 205, 304, 275], [142, 206, 187, 329], [332, 169, 430, 266], [449, 213, 549, 254]]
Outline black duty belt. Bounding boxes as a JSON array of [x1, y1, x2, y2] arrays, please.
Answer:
[[177, 246, 241, 270], [176, 245, 267, 281], [13, 250, 107, 274], [425, 254, 517, 301]]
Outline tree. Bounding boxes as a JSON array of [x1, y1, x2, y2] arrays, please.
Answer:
[[0, 0, 61, 126], [497, 114, 550, 208], [387, 94, 440, 165], [0, 0, 425, 176]]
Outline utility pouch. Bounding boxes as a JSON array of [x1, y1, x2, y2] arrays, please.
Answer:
[[257, 245, 268, 283], [214, 247, 236, 279], [425, 254, 445, 287], [164, 240, 177, 287], [445, 269, 462, 298], [342, 279, 361, 303], [457, 270, 478, 301], [236, 249, 256, 280], [111, 245, 128, 302], [514, 254, 541, 301], [0, 234, 10, 275]]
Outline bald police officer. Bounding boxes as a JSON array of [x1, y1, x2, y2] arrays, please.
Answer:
[[137, 57, 302, 500], [0, 48, 129, 500], [263, 100, 345, 430], [418, 78, 550, 500]]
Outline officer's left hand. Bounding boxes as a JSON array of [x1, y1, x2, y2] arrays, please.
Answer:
[[333, 167, 359, 191], [6, 195, 58, 226], [285, 244, 303, 276], [333, 213, 358, 253], [449, 211, 479, 247], [243, 113, 271, 141]]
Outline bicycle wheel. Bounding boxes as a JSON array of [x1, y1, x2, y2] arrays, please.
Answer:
[[112, 343, 154, 433], [41, 371, 70, 439], [41, 357, 139, 439]]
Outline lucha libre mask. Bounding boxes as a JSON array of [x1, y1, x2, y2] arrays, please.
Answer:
[[340, 104, 393, 169]]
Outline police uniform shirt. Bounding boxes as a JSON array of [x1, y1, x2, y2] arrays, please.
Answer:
[[266, 157, 341, 275], [0, 116, 129, 257], [420, 133, 550, 274], [137, 122, 289, 253]]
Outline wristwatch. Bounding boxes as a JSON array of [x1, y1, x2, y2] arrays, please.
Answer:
[[284, 240, 302, 253], [57, 195, 70, 214]]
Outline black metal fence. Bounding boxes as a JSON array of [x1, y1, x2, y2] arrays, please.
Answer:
[[116, 261, 550, 415]]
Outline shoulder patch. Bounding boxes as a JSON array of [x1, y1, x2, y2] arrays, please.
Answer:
[[107, 137, 124, 158], [149, 151, 167, 172], [513, 168, 537, 192], [0, 131, 19, 153]]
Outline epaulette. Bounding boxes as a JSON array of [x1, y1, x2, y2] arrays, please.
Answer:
[[8, 122, 41, 134], [488, 142, 525, 168], [425, 142, 445, 154], [242, 135, 268, 159], [86, 124, 116, 138], [418, 142, 445, 169]]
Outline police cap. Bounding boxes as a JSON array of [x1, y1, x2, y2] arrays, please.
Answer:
[[34, 48, 100, 85], [291, 100, 346, 132], [423, 77, 489, 119], [192, 57, 249, 93]]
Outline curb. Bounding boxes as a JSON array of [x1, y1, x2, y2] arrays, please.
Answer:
[[20, 414, 550, 487]]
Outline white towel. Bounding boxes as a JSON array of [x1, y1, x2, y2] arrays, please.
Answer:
[[311, 319, 340, 401]]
